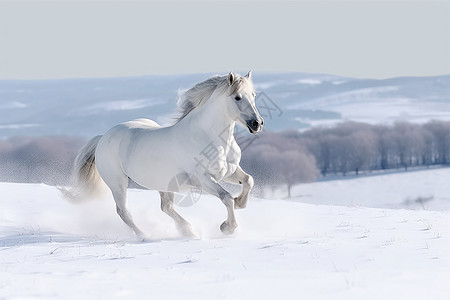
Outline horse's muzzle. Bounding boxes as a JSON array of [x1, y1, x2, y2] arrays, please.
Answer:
[[246, 118, 264, 134]]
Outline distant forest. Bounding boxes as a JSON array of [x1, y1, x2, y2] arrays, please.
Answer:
[[241, 120, 450, 196], [0, 136, 85, 185], [1, 120, 450, 196]]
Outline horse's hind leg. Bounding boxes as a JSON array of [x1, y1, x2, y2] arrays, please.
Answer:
[[159, 192, 195, 237], [106, 176, 145, 238], [113, 188, 145, 238]]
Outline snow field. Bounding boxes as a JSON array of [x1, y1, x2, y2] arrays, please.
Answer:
[[1, 168, 450, 299]]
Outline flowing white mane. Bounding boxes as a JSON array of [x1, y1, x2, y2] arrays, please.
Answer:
[[175, 74, 246, 122]]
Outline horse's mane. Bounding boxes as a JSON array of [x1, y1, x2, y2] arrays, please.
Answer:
[[174, 74, 245, 123]]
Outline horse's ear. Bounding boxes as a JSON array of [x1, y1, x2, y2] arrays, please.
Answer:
[[227, 72, 235, 86], [245, 70, 252, 80]]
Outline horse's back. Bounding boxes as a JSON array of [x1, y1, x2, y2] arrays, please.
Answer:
[[97, 118, 161, 150], [123, 118, 161, 130]]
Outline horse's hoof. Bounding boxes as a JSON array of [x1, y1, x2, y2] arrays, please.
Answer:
[[220, 221, 237, 234], [179, 224, 197, 239], [135, 230, 146, 240]]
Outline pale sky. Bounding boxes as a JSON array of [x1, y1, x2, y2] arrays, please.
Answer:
[[0, 0, 449, 79]]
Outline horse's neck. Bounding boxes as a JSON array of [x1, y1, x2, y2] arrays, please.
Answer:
[[182, 95, 235, 148]]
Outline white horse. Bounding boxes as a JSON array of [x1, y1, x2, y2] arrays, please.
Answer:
[[62, 71, 263, 238]]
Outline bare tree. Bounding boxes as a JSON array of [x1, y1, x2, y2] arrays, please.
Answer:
[[424, 121, 450, 165], [277, 149, 319, 197], [240, 132, 319, 196]]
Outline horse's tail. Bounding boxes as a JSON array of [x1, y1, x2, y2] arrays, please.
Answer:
[[59, 135, 106, 202]]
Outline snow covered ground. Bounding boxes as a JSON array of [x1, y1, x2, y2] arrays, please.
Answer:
[[1, 168, 449, 299]]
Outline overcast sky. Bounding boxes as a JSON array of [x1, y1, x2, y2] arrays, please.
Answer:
[[0, 0, 449, 79]]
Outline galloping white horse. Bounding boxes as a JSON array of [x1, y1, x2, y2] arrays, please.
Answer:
[[62, 71, 263, 238]]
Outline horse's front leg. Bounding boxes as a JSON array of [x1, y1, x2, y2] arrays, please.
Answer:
[[223, 165, 254, 209], [201, 175, 237, 234]]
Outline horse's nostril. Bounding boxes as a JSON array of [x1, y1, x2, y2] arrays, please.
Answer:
[[261, 119, 264, 126], [252, 120, 259, 128]]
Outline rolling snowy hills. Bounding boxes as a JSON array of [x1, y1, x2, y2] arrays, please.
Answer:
[[0, 72, 449, 138]]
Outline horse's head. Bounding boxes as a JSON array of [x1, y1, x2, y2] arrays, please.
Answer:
[[225, 71, 264, 134]]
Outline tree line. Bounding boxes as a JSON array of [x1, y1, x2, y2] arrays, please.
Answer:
[[0, 136, 85, 185], [240, 120, 450, 196], [1, 120, 450, 197]]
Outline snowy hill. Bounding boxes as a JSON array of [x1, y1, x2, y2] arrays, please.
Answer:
[[0, 73, 449, 138], [1, 168, 450, 299]]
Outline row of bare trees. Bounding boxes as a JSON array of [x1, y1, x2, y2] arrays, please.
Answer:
[[299, 120, 450, 175], [1, 120, 450, 197], [240, 120, 450, 196], [240, 132, 319, 197], [0, 136, 85, 185]]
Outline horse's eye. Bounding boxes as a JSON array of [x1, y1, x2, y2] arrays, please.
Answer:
[[234, 95, 242, 101]]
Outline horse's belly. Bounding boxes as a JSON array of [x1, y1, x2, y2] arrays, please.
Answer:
[[124, 147, 183, 192], [131, 171, 180, 192]]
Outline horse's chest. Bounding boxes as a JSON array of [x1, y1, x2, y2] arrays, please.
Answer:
[[193, 142, 239, 180]]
